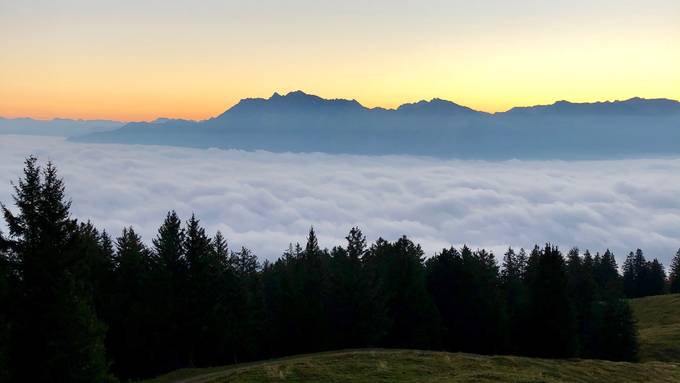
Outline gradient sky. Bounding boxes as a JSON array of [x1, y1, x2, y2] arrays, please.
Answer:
[[1, 0, 679, 121]]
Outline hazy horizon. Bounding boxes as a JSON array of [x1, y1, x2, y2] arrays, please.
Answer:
[[3, 91, 680, 123]]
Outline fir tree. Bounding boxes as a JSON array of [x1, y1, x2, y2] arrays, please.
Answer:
[[149, 211, 186, 372], [213, 231, 229, 268], [623, 249, 647, 298], [0, 230, 11, 383], [367, 236, 442, 349], [1, 158, 112, 382], [109, 227, 153, 379], [500, 247, 529, 354], [182, 214, 219, 365], [526, 244, 577, 358], [646, 259, 666, 296], [593, 249, 621, 298], [669, 249, 680, 293]]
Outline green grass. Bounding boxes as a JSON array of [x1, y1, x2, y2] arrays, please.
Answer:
[[139, 294, 680, 383], [630, 293, 680, 362], [140, 349, 680, 383]]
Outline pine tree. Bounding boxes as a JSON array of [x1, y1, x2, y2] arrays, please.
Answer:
[[328, 227, 386, 348], [213, 231, 229, 268], [305, 226, 320, 257], [1, 158, 112, 382], [592, 298, 639, 361], [646, 259, 667, 296], [623, 249, 666, 298], [299, 227, 331, 351], [669, 249, 680, 293], [428, 246, 506, 354], [500, 247, 529, 354], [149, 211, 186, 372], [346, 227, 366, 261], [76, 223, 115, 320], [109, 227, 153, 379], [367, 236, 442, 349], [182, 214, 225, 366], [593, 249, 621, 299], [526, 244, 577, 358], [565, 248, 598, 357], [227, 246, 264, 362], [0, 230, 11, 383], [623, 250, 641, 298], [153, 211, 185, 276]]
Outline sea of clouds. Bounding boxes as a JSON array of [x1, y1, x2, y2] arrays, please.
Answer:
[[1, 135, 679, 265]]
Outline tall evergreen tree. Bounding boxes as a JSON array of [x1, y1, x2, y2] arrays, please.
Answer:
[[591, 297, 639, 361], [427, 246, 506, 354], [1, 158, 112, 383], [669, 249, 680, 293], [227, 246, 264, 362], [500, 247, 530, 354], [593, 249, 621, 298], [646, 258, 667, 296], [182, 214, 226, 366], [76, 223, 115, 322], [366, 236, 442, 349], [109, 227, 153, 379], [0, 230, 11, 383], [622, 249, 666, 298], [298, 227, 331, 351], [623, 249, 647, 298], [565, 248, 598, 357], [328, 227, 386, 347], [213, 231, 229, 267], [525, 244, 577, 358], [149, 211, 186, 372]]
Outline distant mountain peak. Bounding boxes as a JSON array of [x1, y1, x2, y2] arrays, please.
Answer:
[[285, 90, 312, 97], [396, 98, 483, 115], [218, 90, 366, 119], [503, 97, 680, 116], [213, 92, 680, 121]]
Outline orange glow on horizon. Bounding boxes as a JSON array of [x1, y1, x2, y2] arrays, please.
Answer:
[[1, 1, 678, 122]]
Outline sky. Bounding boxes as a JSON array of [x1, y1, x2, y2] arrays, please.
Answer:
[[1, 0, 679, 121], [2, 136, 680, 265]]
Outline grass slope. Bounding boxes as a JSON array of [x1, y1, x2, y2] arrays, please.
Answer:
[[631, 293, 680, 362], [140, 294, 680, 383], [141, 349, 680, 383]]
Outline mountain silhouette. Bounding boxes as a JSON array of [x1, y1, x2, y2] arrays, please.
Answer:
[[0, 117, 124, 137], [217, 91, 366, 118], [502, 97, 680, 116], [21, 91, 680, 159]]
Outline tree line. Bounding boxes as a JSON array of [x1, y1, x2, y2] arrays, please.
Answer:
[[0, 158, 677, 382]]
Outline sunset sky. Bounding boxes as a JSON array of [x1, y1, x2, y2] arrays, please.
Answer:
[[1, 0, 679, 121]]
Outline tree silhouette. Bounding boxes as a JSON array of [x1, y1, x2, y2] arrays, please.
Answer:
[[526, 244, 577, 358], [669, 249, 680, 293], [0, 157, 648, 381], [1, 158, 111, 382]]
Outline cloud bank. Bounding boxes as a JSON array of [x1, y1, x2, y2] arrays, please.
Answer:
[[1, 135, 679, 265]]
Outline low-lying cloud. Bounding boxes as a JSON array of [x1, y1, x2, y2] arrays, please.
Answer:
[[1, 135, 679, 265]]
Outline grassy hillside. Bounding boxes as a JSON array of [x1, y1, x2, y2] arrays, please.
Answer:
[[140, 295, 680, 383], [141, 349, 680, 383], [631, 293, 680, 362]]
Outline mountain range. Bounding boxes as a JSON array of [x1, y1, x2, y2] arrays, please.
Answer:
[[4, 91, 680, 159], [0, 117, 124, 137]]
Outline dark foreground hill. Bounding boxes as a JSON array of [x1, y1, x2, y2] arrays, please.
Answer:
[[73, 92, 680, 159], [140, 294, 680, 383], [140, 349, 680, 383]]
